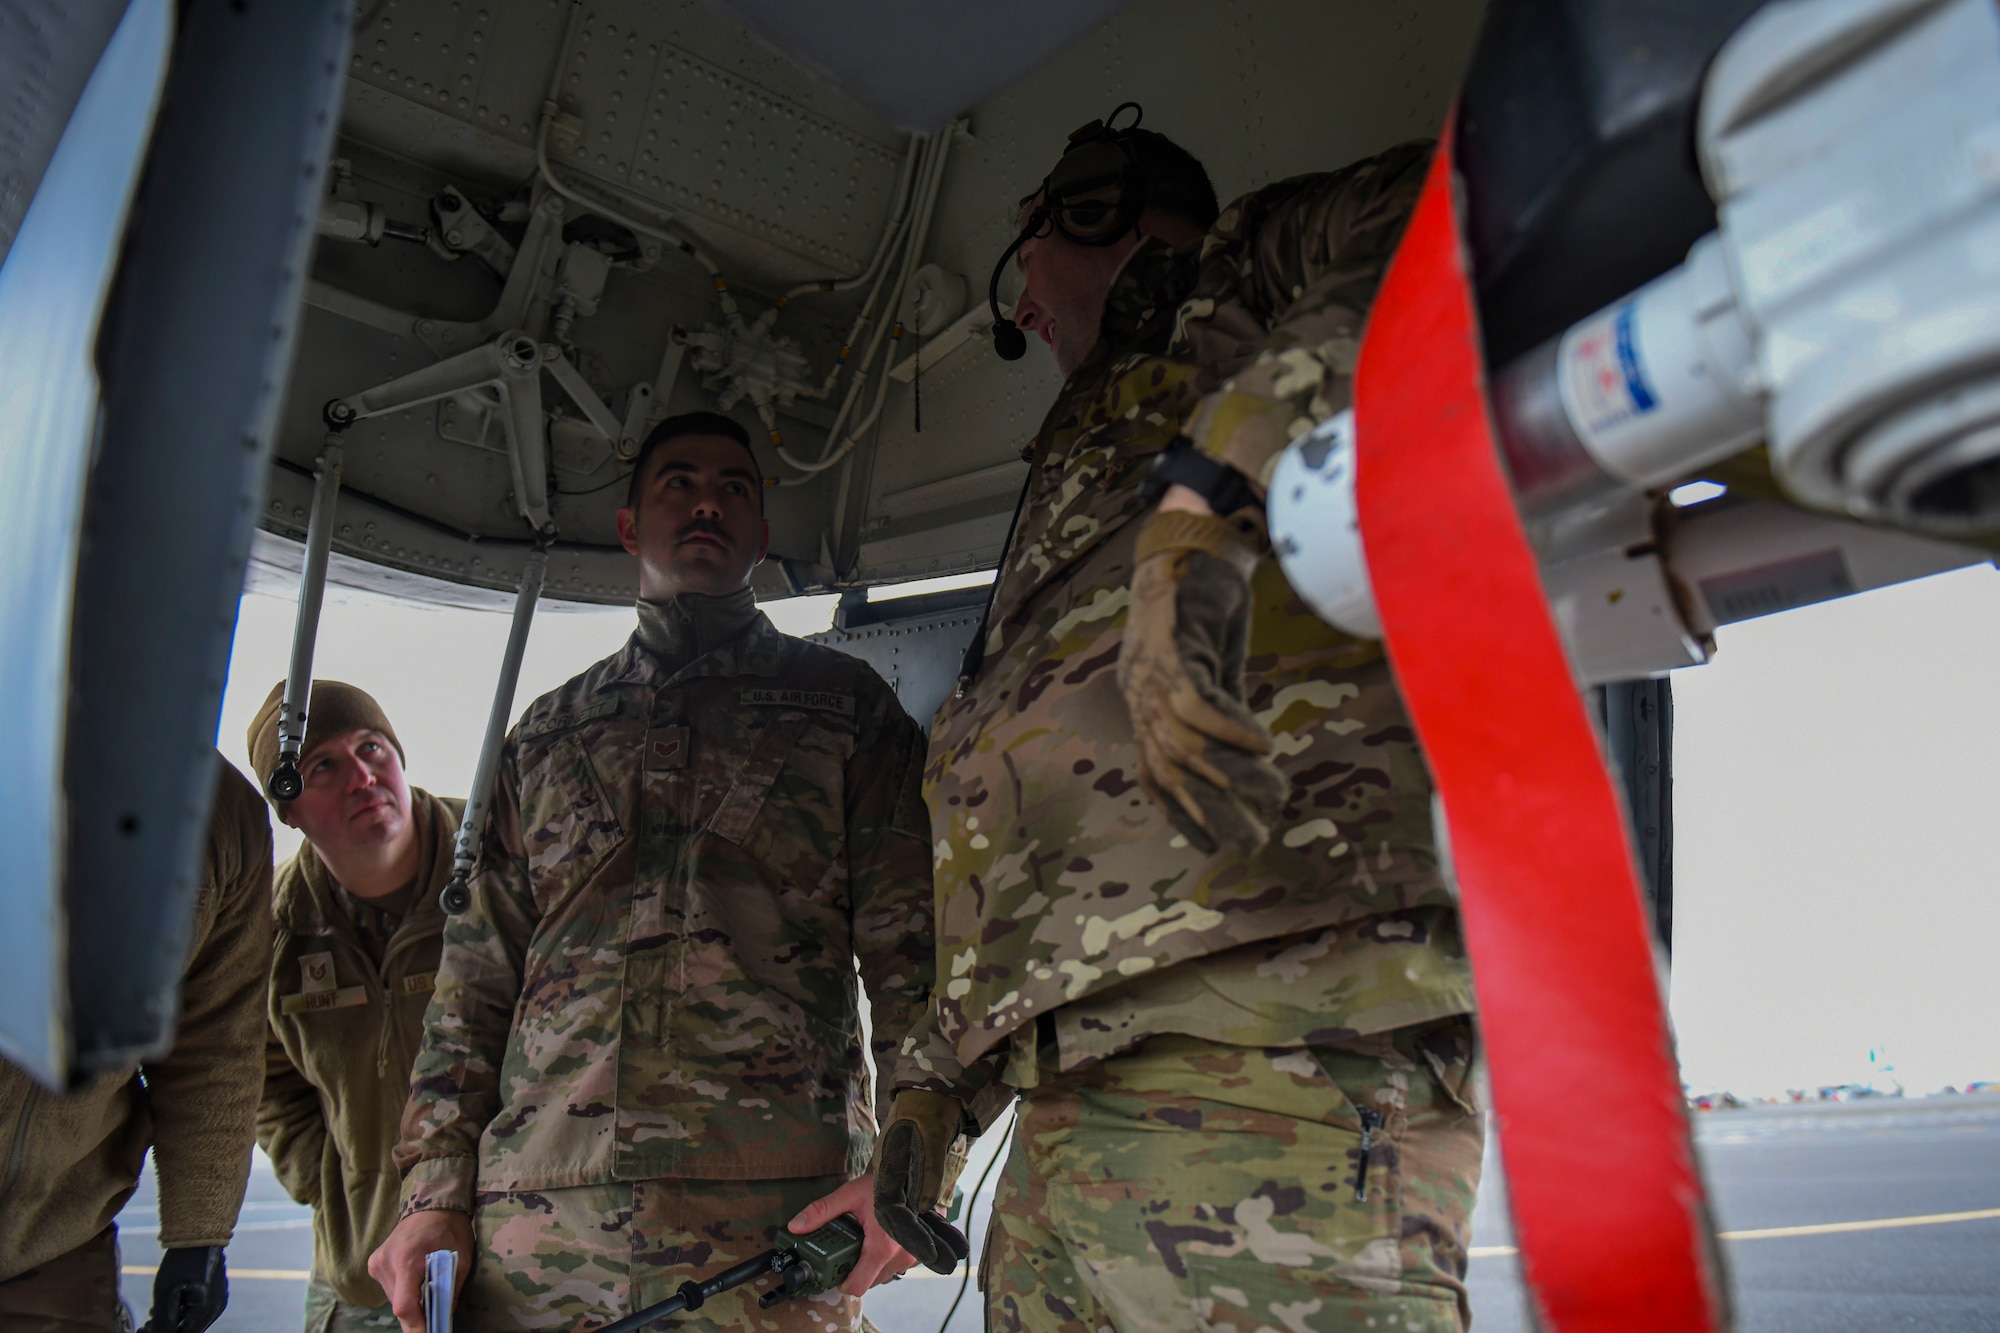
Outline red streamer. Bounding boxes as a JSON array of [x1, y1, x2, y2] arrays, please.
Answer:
[[1353, 122, 1723, 1331]]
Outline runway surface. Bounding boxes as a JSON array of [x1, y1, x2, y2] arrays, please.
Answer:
[[116, 1093, 2000, 1331]]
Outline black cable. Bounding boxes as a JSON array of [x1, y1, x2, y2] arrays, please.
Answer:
[[936, 1101, 1018, 1333], [955, 475, 1031, 690], [555, 468, 635, 497], [593, 1253, 779, 1333]]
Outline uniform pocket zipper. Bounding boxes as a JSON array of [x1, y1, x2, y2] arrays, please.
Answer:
[[1353, 1105, 1383, 1202]]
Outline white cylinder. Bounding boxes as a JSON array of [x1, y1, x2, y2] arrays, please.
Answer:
[[1556, 235, 1765, 489], [1268, 409, 1380, 639]]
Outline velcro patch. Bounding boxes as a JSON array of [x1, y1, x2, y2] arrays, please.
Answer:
[[299, 951, 337, 995], [519, 698, 618, 740], [400, 972, 436, 997], [282, 985, 368, 1015], [739, 688, 855, 717], [647, 725, 691, 771]]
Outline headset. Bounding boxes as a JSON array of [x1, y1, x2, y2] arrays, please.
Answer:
[[989, 102, 1148, 361]]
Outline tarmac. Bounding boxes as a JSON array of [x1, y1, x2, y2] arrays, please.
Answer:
[[115, 1092, 2000, 1331]]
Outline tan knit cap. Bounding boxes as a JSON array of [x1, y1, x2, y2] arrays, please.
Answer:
[[247, 679, 405, 802]]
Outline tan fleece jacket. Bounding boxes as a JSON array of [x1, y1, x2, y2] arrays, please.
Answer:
[[0, 756, 274, 1278], [257, 789, 459, 1307]]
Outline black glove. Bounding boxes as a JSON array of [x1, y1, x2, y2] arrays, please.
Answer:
[[142, 1246, 227, 1333], [872, 1091, 972, 1275]]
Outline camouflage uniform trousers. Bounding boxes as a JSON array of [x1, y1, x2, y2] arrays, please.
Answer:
[[461, 1175, 861, 1332], [983, 1018, 1483, 1333], [303, 1272, 400, 1332], [0, 1227, 134, 1332]]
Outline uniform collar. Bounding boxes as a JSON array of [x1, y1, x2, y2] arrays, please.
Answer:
[[611, 603, 786, 691], [1087, 235, 1199, 368], [634, 587, 761, 670]]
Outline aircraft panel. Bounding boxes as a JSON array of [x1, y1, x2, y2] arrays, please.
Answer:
[[267, 0, 1484, 604], [0, 0, 132, 274], [0, 0, 168, 1088]]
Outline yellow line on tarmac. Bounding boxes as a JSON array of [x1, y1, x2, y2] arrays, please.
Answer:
[[123, 1208, 2000, 1283], [1718, 1205, 2000, 1241], [1466, 1205, 2000, 1258], [123, 1266, 311, 1280]]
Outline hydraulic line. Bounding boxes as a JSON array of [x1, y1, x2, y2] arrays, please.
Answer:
[[267, 438, 344, 801], [533, 103, 746, 333], [811, 298, 907, 476], [779, 121, 956, 480], [780, 270, 917, 478], [533, 3, 930, 441], [534, 4, 938, 463], [778, 277, 903, 477], [784, 129, 950, 472], [439, 547, 547, 915], [796, 133, 931, 404], [781, 134, 923, 304]]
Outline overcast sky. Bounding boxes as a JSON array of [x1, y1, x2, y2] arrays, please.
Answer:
[[218, 563, 2000, 1096], [1668, 563, 2000, 1096]]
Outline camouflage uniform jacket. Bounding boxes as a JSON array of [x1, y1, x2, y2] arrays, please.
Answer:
[[897, 143, 1473, 1103], [0, 757, 272, 1278], [397, 601, 937, 1214], [259, 788, 462, 1307]]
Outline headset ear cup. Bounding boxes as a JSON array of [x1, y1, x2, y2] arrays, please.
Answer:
[[1065, 117, 1108, 147], [1045, 138, 1143, 246], [1054, 189, 1133, 244]]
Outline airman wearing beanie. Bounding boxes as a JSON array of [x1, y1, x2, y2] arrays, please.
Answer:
[[246, 679, 404, 803], [247, 678, 462, 1329]]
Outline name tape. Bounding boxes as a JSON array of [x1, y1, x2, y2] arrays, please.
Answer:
[[282, 985, 368, 1015], [520, 699, 619, 740]]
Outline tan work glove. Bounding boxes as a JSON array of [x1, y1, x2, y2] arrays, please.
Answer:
[[1119, 509, 1288, 857], [871, 1090, 972, 1275]]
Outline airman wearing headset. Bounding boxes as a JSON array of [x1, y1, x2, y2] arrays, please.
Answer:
[[872, 108, 1487, 1333]]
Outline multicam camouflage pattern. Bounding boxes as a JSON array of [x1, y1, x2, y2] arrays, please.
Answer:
[[896, 145, 1467, 1095], [984, 1021, 1483, 1333], [1178, 144, 1435, 489], [461, 1175, 858, 1332], [260, 790, 462, 1309], [997, 908, 1472, 1082], [302, 1273, 400, 1333], [398, 604, 937, 1214]]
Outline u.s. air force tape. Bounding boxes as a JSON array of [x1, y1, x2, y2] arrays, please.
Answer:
[[1351, 119, 1724, 1332], [739, 688, 855, 716]]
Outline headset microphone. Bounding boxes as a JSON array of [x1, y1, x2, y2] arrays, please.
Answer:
[[989, 229, 1032, 360], [992, 318, 1028, 362], [987, 102, 1146, 362]]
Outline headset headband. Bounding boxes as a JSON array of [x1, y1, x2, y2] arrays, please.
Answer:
[[989, 103, 1147, 361]]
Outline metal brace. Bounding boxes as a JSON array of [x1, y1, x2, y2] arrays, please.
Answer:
[[267, 437, 344, 801], [439, 545, 547, 916], [324, 330, 625, 533]]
